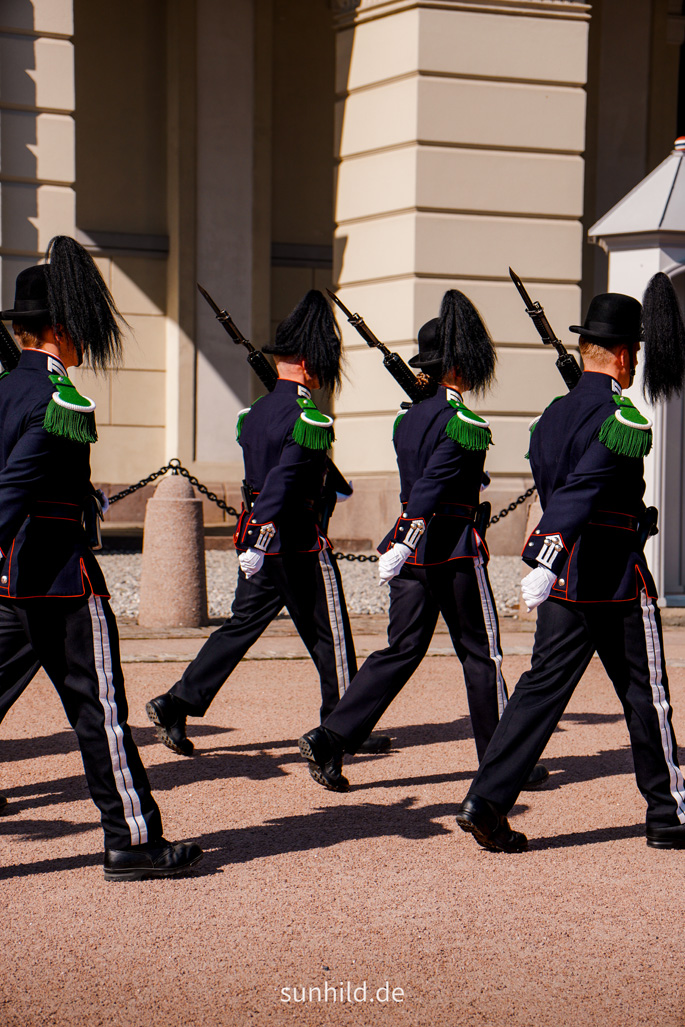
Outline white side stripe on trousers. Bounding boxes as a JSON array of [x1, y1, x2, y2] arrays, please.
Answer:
[[641, 591, 685, 824], [89, 596, 148, 844], [473, 553, 508, 716], [318, 549, 351, 696]]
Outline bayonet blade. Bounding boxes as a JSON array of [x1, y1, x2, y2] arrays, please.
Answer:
[[326, 289, 355, 320], [508, 267, 535, 311], [197, 282, 224, 318]]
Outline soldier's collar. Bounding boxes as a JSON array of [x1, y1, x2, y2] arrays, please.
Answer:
[[18, 349, 67, 377], [274, 378, 311, 400], [580, 370, 622, 396], [444, 386, 463, 405]]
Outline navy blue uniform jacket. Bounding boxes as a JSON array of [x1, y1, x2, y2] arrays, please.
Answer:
[[524, 370, 655, 602], [234, 379, 329, 555], [0, 349, 108, 599], [379, 385, 486, 566]]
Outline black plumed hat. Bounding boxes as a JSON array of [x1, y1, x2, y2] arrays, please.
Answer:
[[569, 293, 642, 343], [0, 265, 51, 321], [641, 272, 685, 403], [411, 290, 496, 394], [263, 290, 342, 393], [44, 236, 124, 371], [1, 236, 124, 371]]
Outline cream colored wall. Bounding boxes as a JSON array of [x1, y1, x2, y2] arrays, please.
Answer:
[[70, 0, 168, 483], [332, 0, 590, 491], [0, 1, 75, 305]]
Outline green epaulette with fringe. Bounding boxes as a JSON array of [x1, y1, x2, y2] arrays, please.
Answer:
[[445, 398, 491, 451], [0, 371, 10, 382], [393, 409, 407, 439], [599, 395, 652, 459], [43, 374, 97, 444], [293, 396, 334, 451], [236, 396, 263, 442]]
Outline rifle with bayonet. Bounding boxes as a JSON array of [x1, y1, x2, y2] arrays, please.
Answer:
[[509, 268, 582, 392], [326, 289, 434, 403], [197, 283, 277, 393], [0, 320, 21, 372]]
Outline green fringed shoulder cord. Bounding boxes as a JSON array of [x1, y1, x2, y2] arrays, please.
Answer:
[[599, 395, 652, 459], [292, 396, 334, 451], [43, 374, 97, 444], [445, 398, 492, 451]]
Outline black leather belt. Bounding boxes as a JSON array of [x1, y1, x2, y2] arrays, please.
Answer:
[[402, 501, 476, 519], [30, 501, 82, 522], [588, 510, 638, 531]]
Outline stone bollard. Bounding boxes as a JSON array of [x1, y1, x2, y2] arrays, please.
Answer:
[[518, 497, 543, 623], [138, 473, 208, 627]]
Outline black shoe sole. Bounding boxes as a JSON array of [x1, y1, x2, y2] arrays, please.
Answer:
[[455, 811, 528, 854], [455, 810, 500, 852], [104, 850, 204, 882], [298, 737, 349, 792], [646, 837, 685, 849], [145, 701, 194, 757]]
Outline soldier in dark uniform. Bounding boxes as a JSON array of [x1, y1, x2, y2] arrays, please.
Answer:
[[0, 237, 202, 880], [297, 290, 548, 791], [146, 291, 388, 757], [456, 277, 685, 853]]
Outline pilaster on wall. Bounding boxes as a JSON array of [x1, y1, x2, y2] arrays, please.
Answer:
[[331, 0, 590, 489], [0, 0, 75, 306]]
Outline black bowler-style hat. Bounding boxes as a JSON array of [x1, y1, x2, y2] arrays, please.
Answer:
[[408, 318, 442, 369], [0, 265, 51, 321], [569, 292, 642, 344]]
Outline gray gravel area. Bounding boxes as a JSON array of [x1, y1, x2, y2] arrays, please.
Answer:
[[97, 551, 525, 621]]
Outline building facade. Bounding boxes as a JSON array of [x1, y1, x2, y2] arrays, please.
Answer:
[[2, 1, 685, 576]]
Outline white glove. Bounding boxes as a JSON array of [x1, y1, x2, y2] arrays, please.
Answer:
[[378, 543, 412, 586], [238, 548, 264, 579], [521, 565, 557, 612], [336, 479, 353, 502], [95, 488, 110, 514]]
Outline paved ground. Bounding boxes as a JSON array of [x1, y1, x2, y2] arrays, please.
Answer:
[[3, 614, 685, 1027]]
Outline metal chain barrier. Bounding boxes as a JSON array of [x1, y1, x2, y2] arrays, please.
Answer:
[[107, 459, 536, 561], [487, 485, 537, 528]]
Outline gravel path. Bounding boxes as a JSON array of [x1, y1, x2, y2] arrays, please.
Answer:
[[3, 653, 685, 1026], [97, 552, 525, 621]]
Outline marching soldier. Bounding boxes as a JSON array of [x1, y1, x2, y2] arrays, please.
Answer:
[[0, 237, 202, 879], [456, 277, 685, 853], [146, 291, 389, 756], [297, 290, 548, 791]]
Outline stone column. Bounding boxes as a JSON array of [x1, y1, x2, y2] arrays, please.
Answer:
[[331, 0, 590, 554], [0, 0, 75, 306]]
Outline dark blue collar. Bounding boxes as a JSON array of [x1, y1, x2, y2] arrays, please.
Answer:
[[274, 378, 311, 399], [17, 349, 67, 377], [577, 370, 622, 395]]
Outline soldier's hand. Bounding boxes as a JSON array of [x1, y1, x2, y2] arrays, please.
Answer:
[[238, 548, 264, 579], [378, 543, 412, 585], [521, 565, 557, 611]]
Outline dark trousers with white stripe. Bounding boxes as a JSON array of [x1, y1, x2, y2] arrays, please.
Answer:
[[324, 555, 508, 758], [0, 596, 163, 849], [469, 594, 685, 827], [171, 549, 357, 721]]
